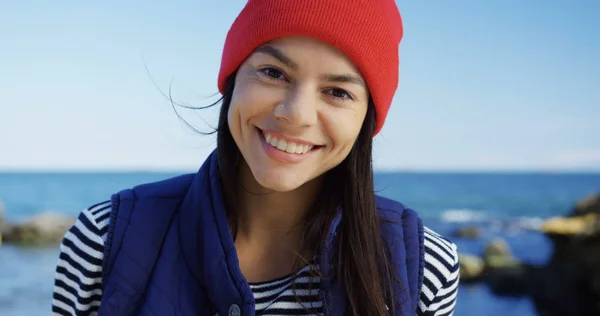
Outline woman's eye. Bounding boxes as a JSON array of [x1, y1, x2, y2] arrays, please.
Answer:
[[329, 88, 353, 100], [259, 67, 286, 81]]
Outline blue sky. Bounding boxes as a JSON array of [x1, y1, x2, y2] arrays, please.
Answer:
[[0, 1, 598, 171]]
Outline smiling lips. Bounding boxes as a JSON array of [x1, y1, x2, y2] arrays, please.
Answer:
[[261, 131, 315, 155]]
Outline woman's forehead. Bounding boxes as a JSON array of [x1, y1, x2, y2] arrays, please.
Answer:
[[253, 36, 363, 74]]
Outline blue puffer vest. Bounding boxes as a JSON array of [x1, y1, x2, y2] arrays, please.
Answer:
[[97, 150, 424, 316]]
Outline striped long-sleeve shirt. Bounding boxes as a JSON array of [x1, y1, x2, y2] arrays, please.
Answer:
[[52, 201, 459, 316]]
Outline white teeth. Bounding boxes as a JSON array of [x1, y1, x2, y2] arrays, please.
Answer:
[[286, 142, 297, 154], [276, 139, 287, 151], [269, 137, 278, 147], [262, 132, 314, 155]]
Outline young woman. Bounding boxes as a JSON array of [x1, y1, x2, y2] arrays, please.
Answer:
[[52, 1, 459, 315]]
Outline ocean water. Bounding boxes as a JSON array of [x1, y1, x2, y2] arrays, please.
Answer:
[[0, 171, 599, 315]]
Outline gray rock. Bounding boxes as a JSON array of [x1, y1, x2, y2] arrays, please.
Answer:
[[453, 226, 481, 239], [458, 253, 484, 282], [572, 193, 600, 217], [479, 193, 600, 316], [2, 211, 75, 246], [483, 238, 520, 269]]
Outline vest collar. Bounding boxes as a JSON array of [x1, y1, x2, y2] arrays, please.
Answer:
[[178, 150, 346, 315], [178, 150, 254, 314]]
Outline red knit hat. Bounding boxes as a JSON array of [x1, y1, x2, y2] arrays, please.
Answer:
[[218, 0, 403, 135]]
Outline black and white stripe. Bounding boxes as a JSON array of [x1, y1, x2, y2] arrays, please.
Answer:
[[250, 264, 323, 314], [52, 201, 111, 316], [417, 227, 459, 316], [52, 202, 459, 316]]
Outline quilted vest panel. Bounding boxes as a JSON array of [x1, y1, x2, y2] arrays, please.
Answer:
[[97, 150, 424, 315]]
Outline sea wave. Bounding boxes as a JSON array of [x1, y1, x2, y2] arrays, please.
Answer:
[[440, 209, 544, 231], [440, 209, 489, 223]]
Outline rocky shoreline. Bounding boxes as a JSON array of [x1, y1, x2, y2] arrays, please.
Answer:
[[0, 201, 75, 246], [1, 194, 599, 315], [456, 193, 600, 316]]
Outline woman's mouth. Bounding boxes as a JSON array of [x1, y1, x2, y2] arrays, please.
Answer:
[[256, 128, 323, 164], [262, 131, 314, 155]]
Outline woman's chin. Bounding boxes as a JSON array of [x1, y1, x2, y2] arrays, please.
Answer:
[[253, 171, 308, 193]]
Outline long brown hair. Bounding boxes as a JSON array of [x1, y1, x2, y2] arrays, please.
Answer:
[[181, 74, 398, 315]]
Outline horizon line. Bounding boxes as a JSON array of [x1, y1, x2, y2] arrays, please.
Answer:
[[1, 167, 599, 174]]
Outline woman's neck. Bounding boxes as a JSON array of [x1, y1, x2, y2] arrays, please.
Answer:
[[235, 161, 322, 242], [232, 161, 322, 282]]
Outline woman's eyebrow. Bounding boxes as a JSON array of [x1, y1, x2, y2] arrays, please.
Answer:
[[323, 73, 366, 88], [254, 45, 297, 69]]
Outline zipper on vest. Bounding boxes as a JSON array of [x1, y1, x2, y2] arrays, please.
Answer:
[[320, 290, 330, 316]]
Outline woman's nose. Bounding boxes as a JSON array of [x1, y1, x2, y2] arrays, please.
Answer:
[[273, 87, 318, 127]]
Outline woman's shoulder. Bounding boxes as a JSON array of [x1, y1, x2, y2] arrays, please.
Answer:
[[62, 200, 113, 246], [83, 200, 113, 241], [53, 201, 113, 314], [118, 173, 197, 200], [374, 196, 459, 313], [75, 172, 200, 242], [423, 226, 459, 260], [419, 226, 460, 315], [422, 226, 459, 283]]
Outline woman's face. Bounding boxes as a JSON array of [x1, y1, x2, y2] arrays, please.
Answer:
[[228, 36, 369, 192]]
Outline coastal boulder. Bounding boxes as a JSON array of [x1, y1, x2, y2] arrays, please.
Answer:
[[2, 211, 75, 246], [485, 193, 600, 316], [458, 253, 484, 282], [572, 193, 600, 217], [483, 238, 520, 269], [0, 200, 7, 244], [478, 238, 533, 297], [533, 194, 600, 316], [541, 213, 598, 236], [0, 200, 8, 235], [453, 226, 481, 239]]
